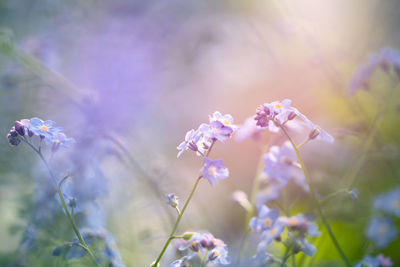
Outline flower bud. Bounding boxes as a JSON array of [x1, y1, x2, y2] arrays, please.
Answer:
[[166, 193, 179, 208], [28, 130, 34, 137], [189, 241, 199, 252], [188, 141, 198, 152], [182, 232, 195, 240], [14, 121, 25, 136], [308, 128, 320, 140], [208, 249, 220, 261], [288, 111, 297, 120]]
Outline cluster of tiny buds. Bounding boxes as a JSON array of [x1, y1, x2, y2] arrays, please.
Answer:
[[7, 121, 32, 146]]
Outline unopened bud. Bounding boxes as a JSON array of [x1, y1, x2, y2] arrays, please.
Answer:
[[14, 121, 25, 136], [208, 249, 220, 261], [231, 190, 251, 211], [166, 193, 179, 208], [288, 112, 297, 120], [308, 128, 320, 140], [189, 241, 199, 252], [182, 232, 195, 240], [188, 141, 198, 152]]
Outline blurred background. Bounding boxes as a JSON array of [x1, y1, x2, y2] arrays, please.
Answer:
[[1, 0, 400, 266]]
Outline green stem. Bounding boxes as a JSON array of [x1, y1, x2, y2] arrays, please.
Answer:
[[292, 254, 296, 267], [280, 246, 291, 267], [280, 126, 351, 267], [152, 176, 202, 266], [152, 140, 215, 266], [23, 139, 99, 267], [200, 250, 209, 267]]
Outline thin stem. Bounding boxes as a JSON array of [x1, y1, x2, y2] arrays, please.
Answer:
[[292, 254, 296, 267], [280, 126, 351, 267], [200, 250, 209, 267], [280, 246, 291, 267], [152, 176, 203, 266], [320, 189, 349, 206], [23, 140, 99, 267], [296, 138, 310, 149]]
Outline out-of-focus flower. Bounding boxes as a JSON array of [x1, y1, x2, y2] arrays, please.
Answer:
[[173, 232, 230, 266], [366, 217, 397, 248], [200, 157, 229, 186], [350, 188, 358, 200], [259, 221, 285, 245], [255, 183, 283, 208], [235, 116, 262, 141], [48, 132, 75, 151], [263, 142, 307, 190], [249, 205, 280, 232], [292, 110, 334, 143], [377, 254, 393, 267], [169, 255, 194, 267], [291, 234, 316, 257], [166, 193, 179, 208], [29, 117, 61, 139], [231, 190, 251, 211], [374, 187, 400, 217], [354, 254, 393, 267], [199, 121, 233, 143], [279, 214, 320, 237], [349, 47, 400, 94]]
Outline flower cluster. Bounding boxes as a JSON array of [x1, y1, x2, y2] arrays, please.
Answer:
[[349, 47, 400, 94], [250, 206, 320, 264], [252, 99, 334, 143], [177, 111, 236, 186], [7, 117, 74, 151], [354, 254, 393, 267], [365, 187, 400, 248], [170, 232, 230, 266]]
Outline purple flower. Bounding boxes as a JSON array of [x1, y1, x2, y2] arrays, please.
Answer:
[[350, 188, 358, 200], [254, 99, 293, 130], [291, 110, 334, 143], [374, 187, 400, 217], [255, 183, 283, 208], [169, 255, 195, 267], [249, 205, 280, 232], [200, 157, 229, 186], [199, 121, 233, 142], [174, 232, 230, 266], [354, 255, 380, 267], [377, 254, 393, 267], [366, 217, 397, 248], [263, 142, 307, 190], [209, 111, 237, 132], [235, 116, 263, 141], [165, 193, 179, 208], [177, 129, 201, 158], [259, 221, 285, 245], [29, 117, 61, 139], [47, 132, 75, 151], [279, 214, 320, 237], [292, 235, 316, 257]]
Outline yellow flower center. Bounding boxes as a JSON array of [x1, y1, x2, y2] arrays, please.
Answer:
[[275, 103, 282, 109], [269, 228, 277, 236], [223, 119, 230, 125], [288, 218, 298, 226], [378, 226, 387, 236], [208, 166, 217, 176], [263, 218, 272, 228], [211, 127, 221, 134], [40, 125, 49, 131], [392, 199, 400, 210]]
